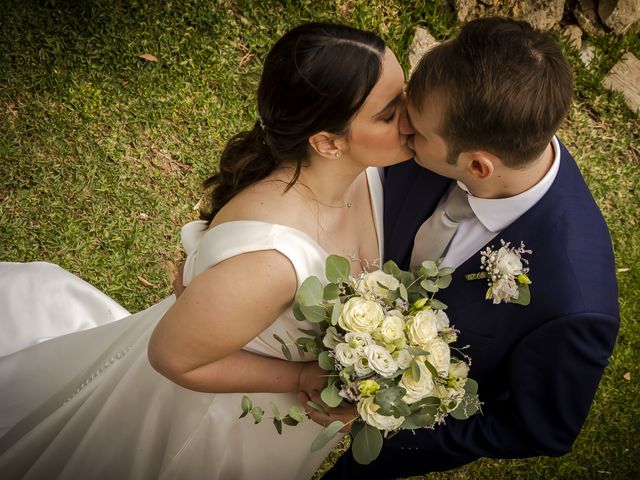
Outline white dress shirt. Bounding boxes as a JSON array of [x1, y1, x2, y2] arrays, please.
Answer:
[[438, 136, 561, 268]]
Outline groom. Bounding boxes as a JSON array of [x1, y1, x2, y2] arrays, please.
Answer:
[[318, 17, 620, 479]]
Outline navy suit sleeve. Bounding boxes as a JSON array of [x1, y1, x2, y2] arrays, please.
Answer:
[[324, 312, 619, 479]]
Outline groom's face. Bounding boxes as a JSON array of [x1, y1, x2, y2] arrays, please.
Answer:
[[407, 93, 463, 181]]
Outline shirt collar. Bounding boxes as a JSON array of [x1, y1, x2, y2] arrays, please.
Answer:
[[458, 136, 561, 233]]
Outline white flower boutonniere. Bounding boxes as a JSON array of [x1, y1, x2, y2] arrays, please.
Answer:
[[465, 240, 532, 305]]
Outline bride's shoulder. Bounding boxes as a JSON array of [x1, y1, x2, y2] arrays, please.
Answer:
[[212, 177, 311, 230]]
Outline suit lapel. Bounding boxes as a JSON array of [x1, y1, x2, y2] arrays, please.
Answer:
[[438, 141, 576, 324], [384, 161, 451, 269]]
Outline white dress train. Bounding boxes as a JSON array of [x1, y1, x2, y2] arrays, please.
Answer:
[[0, 168, 384, 479]]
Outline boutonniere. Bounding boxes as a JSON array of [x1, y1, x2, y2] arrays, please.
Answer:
[[465, 240, 532, 305]]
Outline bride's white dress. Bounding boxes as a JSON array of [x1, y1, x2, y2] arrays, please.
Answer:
[[0, 168, 383, 479]]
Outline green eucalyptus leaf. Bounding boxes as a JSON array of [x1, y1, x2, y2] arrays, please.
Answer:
[[382, 260, 401, 275], [251, 406, 264, 424], [289, 405, 305, 422], [240, 395, 252, 418], [331, 297, 342, 326], [511, 284, 531, 305], [398, 271, 414, 287], [421, 279, 438, 293], [282, 415, 299, 426], [271, 402, 280, 418], [292, 301, 306, 321], [307, 400, 329, 416], [281, 344, 292, 361], [300, 305, 327, 323], [374, 386, 408, 416], [321, 383, 343, 408], [311, 421, 344, 452], [411, 360, 421, 382], [399, 284, 408, 301], [298, 327, 319, 337], [438, 267, 455, 276], [407, 346, 430, 356], [272, 334, 292, 361], [453, 396, 481, 419], [297, 276, 324, 306], [402, 410, 436, 429], [273, 417, 283, 434], [287, 331, 305, 358], [296, 337, 316, 353], [437, 275, 452, 288], [465, 378, 479, 395], [387, 289, 400, 303], [422, 359, 440, 378], [326, 255, 350, 284], [429, 298, 448, 310], [323, 283, 340, 301], [352, 423, 383, 465], [318, 351, 335, 371], [421, 260, 439, 277]]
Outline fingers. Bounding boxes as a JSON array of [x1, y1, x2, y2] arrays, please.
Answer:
[[304, 390, 355, 433], [297, 391, 310, 409]]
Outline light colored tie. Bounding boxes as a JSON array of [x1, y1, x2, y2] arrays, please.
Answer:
[[410, 185, 475, 268]]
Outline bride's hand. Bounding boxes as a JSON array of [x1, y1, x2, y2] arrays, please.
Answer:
[[297, 390, 356, 433], [297, 362, 327, 394]]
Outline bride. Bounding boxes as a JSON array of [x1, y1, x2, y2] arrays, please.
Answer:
[[0, 22, 414, 479]]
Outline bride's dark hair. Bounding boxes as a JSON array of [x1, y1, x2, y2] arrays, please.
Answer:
[[201, 22, 385, 223]]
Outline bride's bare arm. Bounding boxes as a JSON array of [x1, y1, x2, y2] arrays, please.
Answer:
[[148, 250, 324, 394]]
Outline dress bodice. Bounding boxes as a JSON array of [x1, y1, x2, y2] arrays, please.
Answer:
[[177, 167, 385, 359]]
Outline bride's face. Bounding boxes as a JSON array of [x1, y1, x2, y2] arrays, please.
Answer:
[[338, 48, 414, 168]]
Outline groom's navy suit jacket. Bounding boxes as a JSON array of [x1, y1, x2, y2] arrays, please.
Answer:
[[327, 140, 620, 478]]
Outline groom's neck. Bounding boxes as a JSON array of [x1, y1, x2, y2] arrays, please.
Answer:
[[465, 142, 555, 199]]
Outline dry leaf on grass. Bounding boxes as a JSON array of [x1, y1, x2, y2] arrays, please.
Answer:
[[138, 53, 158, 62]]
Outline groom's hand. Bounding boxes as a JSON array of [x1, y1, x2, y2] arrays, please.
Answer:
[[298, 390, 356, 433]]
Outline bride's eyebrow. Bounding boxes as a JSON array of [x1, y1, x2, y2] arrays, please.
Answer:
[[372, 93, 402, 119]]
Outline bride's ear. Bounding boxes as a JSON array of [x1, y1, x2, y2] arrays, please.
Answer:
[[308, 132, 342, 159]]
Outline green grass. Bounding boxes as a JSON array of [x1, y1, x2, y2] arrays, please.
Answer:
[[1, 1, 638, 478]]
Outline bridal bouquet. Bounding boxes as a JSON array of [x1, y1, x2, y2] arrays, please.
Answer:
[[241, 256, 480, 464]]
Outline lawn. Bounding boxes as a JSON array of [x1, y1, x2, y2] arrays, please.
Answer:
[[1, 0, 638, 478]]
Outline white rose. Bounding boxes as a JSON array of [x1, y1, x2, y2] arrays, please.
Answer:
[[393, 349, 413, 370], [322, 326, 343, 349], [398, 363, 434, 404], [365, 345, 399, 377], [495, 247, 523, 276], [434, 310, 450, 330], [376, 312, 405, 345], [345, 332, 374, 354], [406, 310, 439, 347], [338, 297, 384, 333], [334, 343, 358, 366], [355, 270, 400, 299], [489, 276, 519, 304], [425, 338, 451, 377], [357, 396, 405, 431], [448, 359, 470, 380], [354, 356, 373, 377]]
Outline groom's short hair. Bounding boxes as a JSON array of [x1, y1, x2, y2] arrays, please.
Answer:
[[407, 17, 573, 167]]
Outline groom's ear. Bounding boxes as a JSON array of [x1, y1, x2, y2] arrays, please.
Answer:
[[308, 132, 342, 158], [461, 150, 497, 179]]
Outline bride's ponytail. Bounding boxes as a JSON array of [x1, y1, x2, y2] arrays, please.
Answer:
[[201, 122, 276, 222], [200, 23, 386, 224]]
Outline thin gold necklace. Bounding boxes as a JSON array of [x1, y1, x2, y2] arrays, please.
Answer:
[[291, 184, 353, 209]]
